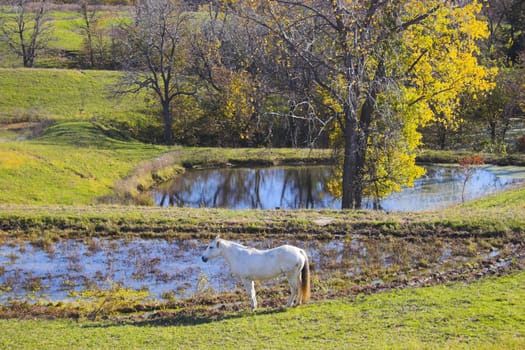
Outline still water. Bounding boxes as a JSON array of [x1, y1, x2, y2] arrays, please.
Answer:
[[153, 165, 523, 211]]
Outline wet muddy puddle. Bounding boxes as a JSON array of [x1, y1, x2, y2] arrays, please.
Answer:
[[0, 236, 518, 303]]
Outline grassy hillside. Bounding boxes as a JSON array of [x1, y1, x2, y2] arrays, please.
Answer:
[[0, 121, 168, 204], [0, 68, 150, 123], [1, 271, 523, 349], [0, 7, 127, 68]]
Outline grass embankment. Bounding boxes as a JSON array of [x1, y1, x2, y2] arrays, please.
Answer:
[[0, 271, 523, 349], [0, 121, 169, 204], [0, 120, 332, 205], [0, 184, 523, 241], [417, 149, 525, 166]]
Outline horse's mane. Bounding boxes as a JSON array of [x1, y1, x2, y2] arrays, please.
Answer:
[[222, 239, 248, 249]]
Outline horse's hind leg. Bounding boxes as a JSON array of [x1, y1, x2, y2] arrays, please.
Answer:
[[286, 273, 299, 307], [243, 279, 257, 310]]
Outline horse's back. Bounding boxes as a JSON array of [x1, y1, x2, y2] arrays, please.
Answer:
[[236, 244, 305, 280], [261, 244, 304, 261]]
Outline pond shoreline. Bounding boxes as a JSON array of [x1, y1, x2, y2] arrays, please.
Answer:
[[416, 149, 525, 166], [1, 197, 524, 241], [113, 148, 525, 206]]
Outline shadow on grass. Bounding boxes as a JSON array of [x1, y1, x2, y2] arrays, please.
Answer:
[[81, 306, 289, 328]]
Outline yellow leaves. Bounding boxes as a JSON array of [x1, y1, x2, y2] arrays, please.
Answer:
[[453, 1, 488, 41], [318, 87, 343, 114], [400, 0, 496, 125], [365, 150, 425, 199], [326, 147, 425, 201], [223, 70, 256, 121]]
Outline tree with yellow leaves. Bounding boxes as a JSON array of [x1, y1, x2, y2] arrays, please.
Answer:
[[221, 0, 495, 208]]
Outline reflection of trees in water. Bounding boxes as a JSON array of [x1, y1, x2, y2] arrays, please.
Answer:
[[155, 166, 334, 209], [154, 165, 521, 210], [210, 169, 262, 208], [280, 168, 330, 209]]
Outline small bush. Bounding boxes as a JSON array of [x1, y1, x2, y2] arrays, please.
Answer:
[[75, 282, 151, 320]]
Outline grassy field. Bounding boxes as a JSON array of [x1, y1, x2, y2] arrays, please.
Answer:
[[0, 7, 128, 68], [0, 184, 523, 241], [1, 16, 524, 349], [0, 271, 523, 349], [0, 68, 149, 123], [0, 121, 168, 204]]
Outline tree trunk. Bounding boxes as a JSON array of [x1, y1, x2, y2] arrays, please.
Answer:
[[489, 120, 497, 144], [81, 1, 95, 68], [162, 101, 174, 145], [341, 67, 380, 209], [438, 124, 447, 150], [341, 111, 359, 209]]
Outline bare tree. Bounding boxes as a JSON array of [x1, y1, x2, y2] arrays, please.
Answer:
[[117, 0, 197, 145], [79, 0, 97, 68], [0, 0, 51, 67]]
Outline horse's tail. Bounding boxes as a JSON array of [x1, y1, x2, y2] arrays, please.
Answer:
[[298, 249, 310, 304]]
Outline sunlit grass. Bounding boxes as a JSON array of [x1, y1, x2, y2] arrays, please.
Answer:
[[0, 121, 168, 204], [0, 8, 129, 67], [0, 68, 151, 122], [0, 271, 523, 349]]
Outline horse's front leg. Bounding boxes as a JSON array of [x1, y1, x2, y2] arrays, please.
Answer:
[[242, 279, 257, 310]]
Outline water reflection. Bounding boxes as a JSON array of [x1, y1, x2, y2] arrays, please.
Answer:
[[153, 165, 523, 211], [154, 166, 340, 209], [375, 165, 521, 211]]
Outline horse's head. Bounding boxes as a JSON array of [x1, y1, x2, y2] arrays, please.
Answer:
[[201, 236, 222, 263]]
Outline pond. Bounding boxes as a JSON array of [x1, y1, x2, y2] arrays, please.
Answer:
[[153, 164, 524, 211], [1, 236, 518, 303]]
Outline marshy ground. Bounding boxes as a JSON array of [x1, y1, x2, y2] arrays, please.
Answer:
[[1, 226, 523, 322]]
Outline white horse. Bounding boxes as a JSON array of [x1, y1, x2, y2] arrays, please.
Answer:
[[201, 236, 310, 310]]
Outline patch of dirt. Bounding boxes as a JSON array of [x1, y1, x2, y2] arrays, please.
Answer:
[[0, 122, 39, 131], [312, 217, 336, 226]]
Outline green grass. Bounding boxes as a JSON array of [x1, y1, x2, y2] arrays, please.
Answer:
[[1, 271, 523, 349], [46, 10, 130, 52], [0, 68, 151, 123], [0, 8, 128, 67], [417, 149, 525, 166], [0, 120, 332, 205], [0, 121, 169, 204], [0, 186, 522, 241], [46, 11, 85, 51]]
